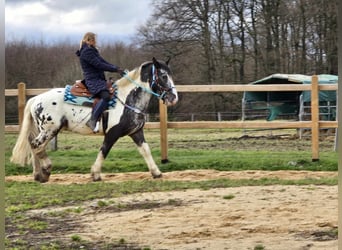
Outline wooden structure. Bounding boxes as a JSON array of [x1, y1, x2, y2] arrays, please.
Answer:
[[5, 76, 338, 161]]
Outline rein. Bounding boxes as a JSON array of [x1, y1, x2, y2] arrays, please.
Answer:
[[113, 64, 171, 115], [122, 65, 168, 100], [116, 96, 145, 115]]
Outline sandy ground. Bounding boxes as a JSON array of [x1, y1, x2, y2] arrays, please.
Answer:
[[5, 169, 338, 184], [7, 170, 338, 250], [79, 185, 337, 250]]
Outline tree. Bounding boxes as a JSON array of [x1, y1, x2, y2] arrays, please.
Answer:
[[6, 0, 338, 120]]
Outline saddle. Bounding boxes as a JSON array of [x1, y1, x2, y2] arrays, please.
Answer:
[[64, 80, 118, 109], [70, 79, 116, 98]]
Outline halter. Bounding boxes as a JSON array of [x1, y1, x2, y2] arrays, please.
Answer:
[[150, 65, 171, 100], [122, 64, 171, 100], [116, 64, 172, 114]]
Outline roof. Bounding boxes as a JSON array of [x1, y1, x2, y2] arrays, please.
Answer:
[[249, 74, 338, 85]]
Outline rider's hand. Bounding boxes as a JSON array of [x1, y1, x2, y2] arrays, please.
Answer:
[[118, 68, 129, 77]]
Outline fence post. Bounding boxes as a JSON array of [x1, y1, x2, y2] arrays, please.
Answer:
[[217, 112, 222, 121], [17, 82, 26, 130], [311, 75, 319, 161], [159, 99, 169, 163]]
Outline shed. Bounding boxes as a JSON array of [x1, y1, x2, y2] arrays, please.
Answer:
[[242, 74, 337, 121]]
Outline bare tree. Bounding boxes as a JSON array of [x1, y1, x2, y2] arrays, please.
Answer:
[[5, 0, 338, 119]]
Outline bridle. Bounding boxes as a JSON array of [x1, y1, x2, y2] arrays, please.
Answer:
[[122, 63, 174, 102], [150, 64, 174, 102], [115, 62, 175, 114]]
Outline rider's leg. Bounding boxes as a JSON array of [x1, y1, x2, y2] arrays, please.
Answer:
[[86, 90, 111, 131]]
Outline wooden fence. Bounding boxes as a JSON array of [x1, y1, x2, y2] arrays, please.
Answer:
[[5, 76, 338, 162]]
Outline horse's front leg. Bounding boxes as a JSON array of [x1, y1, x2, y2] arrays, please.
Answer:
[[91, 131, 120, 181], [130, 129, 162, 178], [91, 151, 105, 181]]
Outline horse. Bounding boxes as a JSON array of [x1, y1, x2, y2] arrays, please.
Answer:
[[10, 57, 178, 183]]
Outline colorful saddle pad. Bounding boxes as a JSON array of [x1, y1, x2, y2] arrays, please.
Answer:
[[64, 84, 117, 108]]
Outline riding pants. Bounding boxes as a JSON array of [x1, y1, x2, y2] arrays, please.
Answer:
[[91, 90, 111, 121]]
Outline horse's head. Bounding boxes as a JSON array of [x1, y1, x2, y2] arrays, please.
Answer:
[[141, 57, 178, 106]]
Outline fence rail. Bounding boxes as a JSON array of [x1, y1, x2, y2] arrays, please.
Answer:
[[5, 76, 338, 161]]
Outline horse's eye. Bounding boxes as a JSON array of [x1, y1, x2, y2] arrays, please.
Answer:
[[162, 74, 168, 82]]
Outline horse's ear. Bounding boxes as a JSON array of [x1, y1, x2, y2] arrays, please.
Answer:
[[152, 57, 161, 69], [165, 56, 171, 65]]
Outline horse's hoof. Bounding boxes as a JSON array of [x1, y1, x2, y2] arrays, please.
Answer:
[[91, 173, 102, 182], [34, 173, 49, 183], [153, 173, 162, 179], [34, 174, 41, 182], [40, 178, 49, 183]]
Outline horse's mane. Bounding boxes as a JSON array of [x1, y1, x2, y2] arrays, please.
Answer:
[[115, 60, 158, 87], [115, 66, 141, 87]]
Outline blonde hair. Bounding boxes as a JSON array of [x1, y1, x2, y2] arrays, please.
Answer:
[[79, 32, 97, 48]]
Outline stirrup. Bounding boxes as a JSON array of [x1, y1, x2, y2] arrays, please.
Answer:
[[86, 119, 100, 133]]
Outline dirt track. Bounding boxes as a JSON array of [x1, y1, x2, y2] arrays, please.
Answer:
[[7, 170, 338, 250], [5, 169, 338, 184], [78, 185, 337, 250]]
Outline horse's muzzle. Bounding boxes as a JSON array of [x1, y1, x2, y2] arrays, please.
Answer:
[[164, 90, 178, 106]]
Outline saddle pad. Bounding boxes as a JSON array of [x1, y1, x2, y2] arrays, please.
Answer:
[[64, 85, 117, 108]]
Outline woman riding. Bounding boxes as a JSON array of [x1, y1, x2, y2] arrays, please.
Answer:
[[76, 32, 126, 132]]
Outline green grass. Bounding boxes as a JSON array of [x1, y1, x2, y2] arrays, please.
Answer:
[[223, 194, 235, 200], [5, 129, 338, 176], [5, 148, 338, 176]]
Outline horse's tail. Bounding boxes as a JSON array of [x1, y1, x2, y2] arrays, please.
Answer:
[[10, 97, 37, 166]]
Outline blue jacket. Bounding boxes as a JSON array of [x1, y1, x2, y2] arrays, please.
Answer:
[[76, 43, 119, 95]]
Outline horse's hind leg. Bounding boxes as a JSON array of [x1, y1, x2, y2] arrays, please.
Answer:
[[32, 149, 52, 183], [29, 131, 55, 183], [130, 130, 162, 178]]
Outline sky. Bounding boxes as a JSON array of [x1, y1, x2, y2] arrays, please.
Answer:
[[5, 0, 154, 44]]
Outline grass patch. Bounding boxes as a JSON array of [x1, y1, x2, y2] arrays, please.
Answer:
[[254, 244, 266, 250], [223, 194, 235, 200], [5, 129, 337, 176], [70, 234, 82, 242]]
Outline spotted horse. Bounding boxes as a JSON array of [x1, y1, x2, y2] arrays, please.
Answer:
[[11, 58, 178, 183]]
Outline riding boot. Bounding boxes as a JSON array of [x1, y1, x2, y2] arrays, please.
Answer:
[[86, 99, 108, 132], [86, 117, 98, 132]]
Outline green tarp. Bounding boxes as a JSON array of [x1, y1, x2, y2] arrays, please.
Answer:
[[243, 74, 338, 121], [301, 74, 337, 102]]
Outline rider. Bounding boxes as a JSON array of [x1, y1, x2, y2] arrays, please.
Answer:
[[76, 32, 127, 132]]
